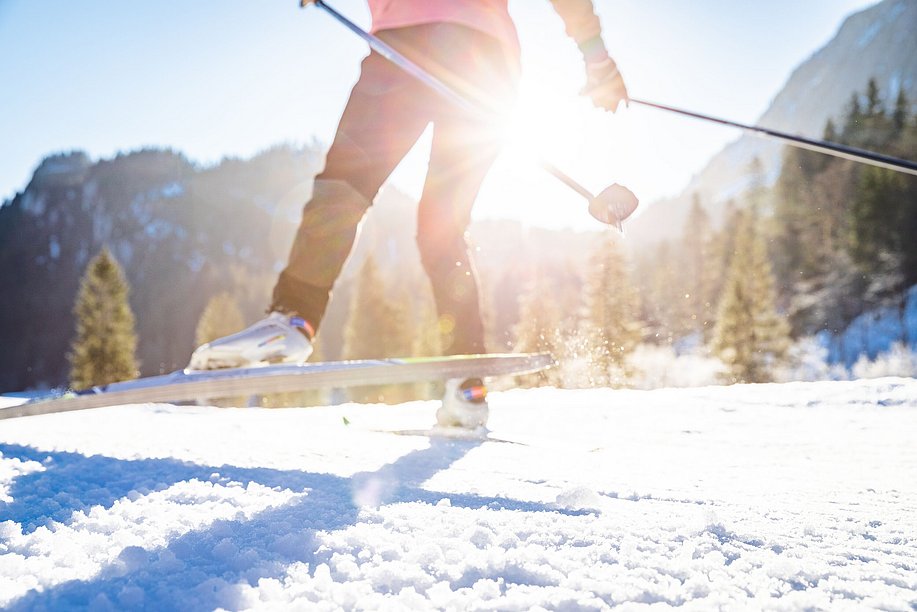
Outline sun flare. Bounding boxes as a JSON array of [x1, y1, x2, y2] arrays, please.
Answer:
[[475, 71, 644, 230]]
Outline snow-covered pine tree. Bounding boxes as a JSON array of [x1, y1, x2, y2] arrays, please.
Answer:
[[195, 292, 245, 347], [582, 231, 641, 387], [513, 272, 564, 388], [711, 210, 791, 383], [68, 248, 139, 390]]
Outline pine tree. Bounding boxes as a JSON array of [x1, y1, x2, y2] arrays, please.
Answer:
[[69, 248, 139, 389], [846, 81, 917, 292], [767, 79, 913, 337], [824, 118, 838, 143], [896, 114, 917, 286], [707, 200, 742, 313], [892, 89, 908, 131], [410, 281, 443, 359], [848, 165, 910, 294], [192, 292, 249, 407], [711, 210, 791, 383], [639, 240, 682, 343], [865, 78, 883, 117], [772, 121, 846, 291], [514, 272, 564, 387], [843, 91, 863, 141], [195, 292, 245, 346], [343, 256, 412, 360], [342, 256, 413, 402], [681, 193, 716, 339], [582, 232, 642, 387], [407, 281, 444, 400]]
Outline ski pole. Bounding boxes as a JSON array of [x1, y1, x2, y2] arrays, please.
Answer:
[[628, 100, 917, 177], [304, 0, 917, 180], [300, 0, 638, 231]]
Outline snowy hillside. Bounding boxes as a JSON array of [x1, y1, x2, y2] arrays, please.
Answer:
[[1, 380, 916, 609]]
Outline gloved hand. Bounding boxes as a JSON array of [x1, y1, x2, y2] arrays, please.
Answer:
[[581, 57, 629, 113]]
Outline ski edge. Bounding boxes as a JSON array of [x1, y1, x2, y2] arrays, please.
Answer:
[[2, 353, 554, 420]]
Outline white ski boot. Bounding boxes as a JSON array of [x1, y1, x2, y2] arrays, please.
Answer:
[[188, 312, 313, 371], [436, 377, 489, 429]]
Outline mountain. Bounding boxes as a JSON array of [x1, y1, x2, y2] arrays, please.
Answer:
[[628, 0, 917, 244], [0, 147, 321, 391], [0, 148, 598, 392]]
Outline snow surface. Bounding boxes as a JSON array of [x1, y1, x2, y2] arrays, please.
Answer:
[[827, 285, 917, 368], [1, 379, 916, 610]]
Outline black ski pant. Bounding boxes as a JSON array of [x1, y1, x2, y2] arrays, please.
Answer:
[[272, 23, 518, 355]]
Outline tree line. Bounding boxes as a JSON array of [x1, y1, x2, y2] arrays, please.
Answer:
[[773, 78, 917, 334]]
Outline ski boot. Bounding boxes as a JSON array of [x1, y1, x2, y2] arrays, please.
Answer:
[[436, 377, 489, 429], [188, 312, 313, 371]]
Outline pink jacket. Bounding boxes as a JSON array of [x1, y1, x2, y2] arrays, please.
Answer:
[[368, 0, 519, 57], [367, 0, 604, 63]]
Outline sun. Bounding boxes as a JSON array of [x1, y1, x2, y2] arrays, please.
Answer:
[[474, 72, 624, 230]]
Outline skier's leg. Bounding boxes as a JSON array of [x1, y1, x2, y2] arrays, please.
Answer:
[[415, 26, 519, 356], [190, 34, 436, 370], [417, 122, 502, 356], [272, 44, 435, 330]]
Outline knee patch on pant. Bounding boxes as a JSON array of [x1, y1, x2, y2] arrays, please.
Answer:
[[286, 179, 371, 289]]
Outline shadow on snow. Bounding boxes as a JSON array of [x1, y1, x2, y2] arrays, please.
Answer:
[[0, 439, 582, 610]]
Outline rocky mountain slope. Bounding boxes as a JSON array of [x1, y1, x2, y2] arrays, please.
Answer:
[[629, 0, 917, 243]]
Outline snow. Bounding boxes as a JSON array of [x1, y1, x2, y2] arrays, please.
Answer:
[[627, 344, 726, 389], [856, 20, 882, 49], [1, 379, 916, 609], [828, 285, 917, 368], [160, 182, 185, 199], [853, 343, 917, 379]]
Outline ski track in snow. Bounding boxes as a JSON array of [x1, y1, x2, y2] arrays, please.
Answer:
[[0, 379, 916, 610]]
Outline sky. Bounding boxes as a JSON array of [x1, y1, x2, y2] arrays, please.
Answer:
[[0, 0, 878, 230]]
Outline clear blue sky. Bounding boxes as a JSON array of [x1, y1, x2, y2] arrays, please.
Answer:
[[0, 0, 878, 229]]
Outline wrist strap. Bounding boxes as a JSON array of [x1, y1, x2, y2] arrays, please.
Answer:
[[587, 57, 620, 81]]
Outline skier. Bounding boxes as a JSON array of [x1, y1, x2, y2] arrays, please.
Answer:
[[189, 0, 629, 427]]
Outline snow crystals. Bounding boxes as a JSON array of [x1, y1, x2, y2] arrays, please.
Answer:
[[0, 379, 915, 609]]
